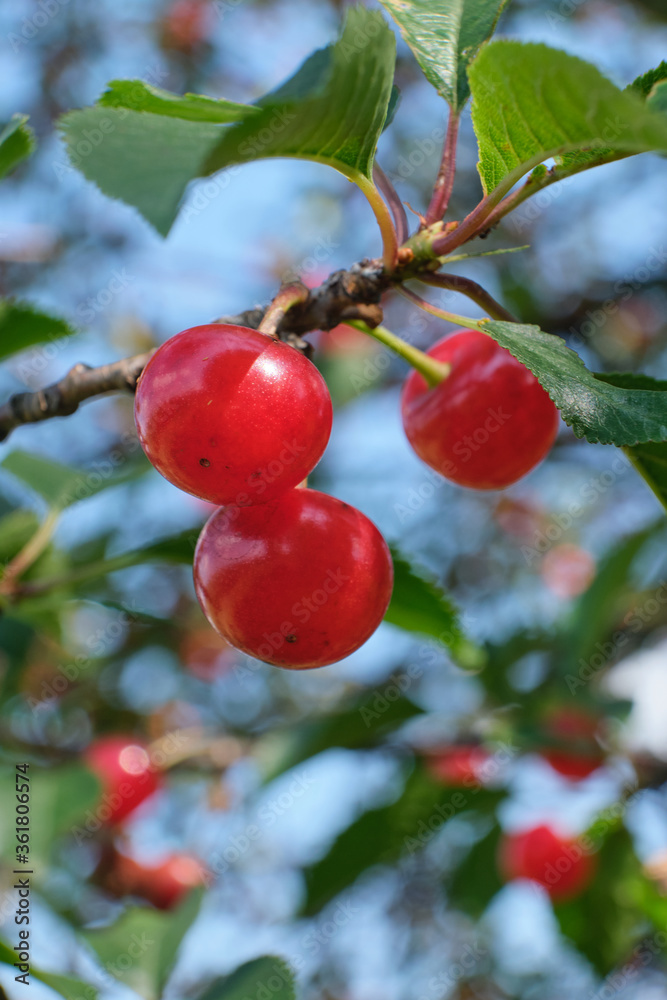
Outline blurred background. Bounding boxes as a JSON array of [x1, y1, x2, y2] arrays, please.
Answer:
[[1, 0, 667, 998]]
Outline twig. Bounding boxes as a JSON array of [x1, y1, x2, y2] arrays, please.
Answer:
[[417, 273, 517, 323], [0, 353, 153, 443], [258, 280, 310, 339], [426, 111, 460, 225]]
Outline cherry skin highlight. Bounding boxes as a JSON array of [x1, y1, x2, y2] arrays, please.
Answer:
[[135, 324, 333, 505], [193, 488, 394, 669], [84, 735, 160, 826], [401, 329, 559, 489], [498, 824, 596, 901]]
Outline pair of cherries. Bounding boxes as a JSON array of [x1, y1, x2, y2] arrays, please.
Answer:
[[135, 323, 558, 669]]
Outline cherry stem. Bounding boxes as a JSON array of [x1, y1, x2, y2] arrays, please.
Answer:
[[0, 508, 60, 596], [258, 281, 310, 339], [348, 320, 451, 388], [426, 111, 460, 225], [418, 273, 517, 322], [356, 174, 399, 271], [399, 287, 484, 330], [373, 163, 410, 243]]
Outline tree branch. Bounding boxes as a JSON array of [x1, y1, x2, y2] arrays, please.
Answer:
[[0, 354, 153, 443], [0, 237, 510, 442]]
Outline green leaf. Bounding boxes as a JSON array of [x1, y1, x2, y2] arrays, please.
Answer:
[[559, 522, 662, 671], [99, 79, 253, 122], [0, 115, 35, 179], [303, 764, 502, 915], [60, 8, 395, 235], [378, 0, 509, 111], [60, 107, 223, 236], [468, 42, 667, 196], [3, 451, 148, 509], [261, 688, 423, 781], [555, 827, 646, 974], [648, 80, 667, 116], [631, 60, 667, 99], [0, 942, 97, 1000], [0, 300, 74, 363], [386, 549, 485, 669], [1, 450, 147, 509], [202, 7, 396, 185], [593, 373, 667, 509], [197, 957, 296, 1000], [625, 441, 667, 511], [446, 821, 503, 916], [0, 764, 101, 866], [0, 509, 39, 563], [480, 320, 667, 446], [84, 896, 203, 1000]]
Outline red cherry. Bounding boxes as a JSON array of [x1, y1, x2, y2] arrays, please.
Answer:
[[135, 325, 332, 505], [194, 488, 393, 669], [426, 745, 490, 786], [544, 706, 599, 741], [159, 0, 211, 52], [401, 330, 559, 489], [498, 824, 596, 901], [108, 852, 203, 910], [84, 736, 160, 826], [543, 750, 602, 781]]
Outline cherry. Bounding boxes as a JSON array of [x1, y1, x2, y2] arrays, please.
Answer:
[[401, 329, 559, 490], [542, 750, 602, 781], [426, 745, 490, 786], [84, 736, 160, 826], [194, 488, 393, 668], [106, 851, 203, 910], [498, 824, 596, 901], [135, 325, 332, 505]]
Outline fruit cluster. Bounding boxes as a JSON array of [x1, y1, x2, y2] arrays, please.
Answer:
[[85, 735, 204, 910], [135, 323, 559, 669]]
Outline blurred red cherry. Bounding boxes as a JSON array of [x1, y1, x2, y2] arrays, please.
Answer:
[[541, 544, 596, 598], [84, 736, 160, 826], [159, 0, 211, 52], [498, 824, 596, 901], [426, 745, 490, 786], [107, 851, 204, 910], [542, 750, 602, 781]]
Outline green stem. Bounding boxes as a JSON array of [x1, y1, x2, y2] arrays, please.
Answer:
[[0, 508, 60, 595], [14, 550, 156, 600], [348, 320, 451, 387], [398, 288, 484, 331], [356, 175, 399, 271]]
